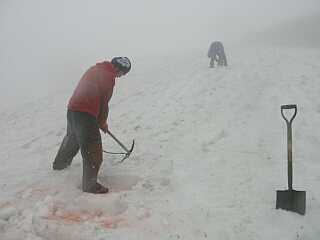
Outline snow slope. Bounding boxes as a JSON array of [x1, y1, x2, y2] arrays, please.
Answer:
[[0, 45, 320, 240]]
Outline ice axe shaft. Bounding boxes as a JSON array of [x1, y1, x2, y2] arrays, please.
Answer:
[[106, 130, 135, 163], [107, 130, 130, 153]]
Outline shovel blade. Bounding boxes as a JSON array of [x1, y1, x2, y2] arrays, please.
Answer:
[[276, 189, 306, 215]]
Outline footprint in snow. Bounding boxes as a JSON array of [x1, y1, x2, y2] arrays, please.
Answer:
[[201, 130, 228, 153], [99, 174, 141, 192]]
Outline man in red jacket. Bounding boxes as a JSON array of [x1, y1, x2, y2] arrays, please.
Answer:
[[53, 57, 131, 194]]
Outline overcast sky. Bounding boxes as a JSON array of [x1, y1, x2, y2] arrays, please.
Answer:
[[1, 1, 319, 52], [0, 0, 319, 107]]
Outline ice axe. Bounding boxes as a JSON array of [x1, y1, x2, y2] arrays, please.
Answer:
[[276, 104, 306, 215], [103, 129, 135, 163]]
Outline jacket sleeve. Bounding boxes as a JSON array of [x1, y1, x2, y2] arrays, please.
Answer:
[[97, 87, 114, 128], [97, 97, 108, 127]]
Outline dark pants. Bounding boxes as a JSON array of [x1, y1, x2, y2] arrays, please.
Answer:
[[218, 52, 228, 66], [209, 52, 227, 67], [53, 110, 103, 191]]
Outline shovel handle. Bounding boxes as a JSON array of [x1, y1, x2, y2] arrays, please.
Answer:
[[281, 104, 297, 190], [281, 105, 297, 125]]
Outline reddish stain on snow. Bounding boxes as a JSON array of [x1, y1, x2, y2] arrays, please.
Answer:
[[45, 208, 127, 229], [0, 201, 12, 209], [100, 217, 127, 229]]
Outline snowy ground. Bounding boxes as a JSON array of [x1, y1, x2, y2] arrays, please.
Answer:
[[0, 45, 320, 240]]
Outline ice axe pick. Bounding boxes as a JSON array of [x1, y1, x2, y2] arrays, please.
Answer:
[[103, 129, 135, 163]]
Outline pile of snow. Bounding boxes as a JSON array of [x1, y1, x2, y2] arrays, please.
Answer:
[[0, 45, 320, 239]]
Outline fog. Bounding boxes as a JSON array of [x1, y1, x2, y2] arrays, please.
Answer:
[[0, 0, 319, 108]]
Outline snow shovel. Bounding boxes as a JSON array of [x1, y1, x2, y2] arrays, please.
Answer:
[[103, 130, 135, 163], [276, 104, 306, 215]]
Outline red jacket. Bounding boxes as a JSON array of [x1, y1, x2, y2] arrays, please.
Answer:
[[68, 61, 117, 125]]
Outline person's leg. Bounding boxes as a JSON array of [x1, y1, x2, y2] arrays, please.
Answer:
[[210, 57, 215, 68], [210, 57, 214, 68], [222, 51, 228, 66], [53, 112, 80, 170], [217, 52, 223, 66], [81, 141, 108, 193], [71, 111, 108, 194]]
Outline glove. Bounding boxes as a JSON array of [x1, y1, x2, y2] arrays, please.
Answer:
[[100, 122, 108, 134]]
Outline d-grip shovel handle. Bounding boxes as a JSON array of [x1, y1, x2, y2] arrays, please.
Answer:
[[281, 104, 297, 125], [281, 104, 297, 190]]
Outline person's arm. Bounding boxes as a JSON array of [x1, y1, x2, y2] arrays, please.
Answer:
[[207, 46, 212, 57], [98, 98, 108, 133], [98, 87, 114, 133]]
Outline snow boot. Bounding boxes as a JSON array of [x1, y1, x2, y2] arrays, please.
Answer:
[[81, 142, 108, 194]]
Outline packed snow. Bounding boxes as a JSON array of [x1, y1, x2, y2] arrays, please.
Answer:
[[0, 44, 320, 239]]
